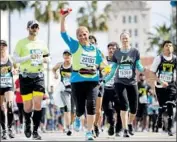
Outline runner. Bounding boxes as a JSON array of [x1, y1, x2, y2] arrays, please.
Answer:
[[13, 20, 50, 140], [60, 11, 108, 140], [134, 73, 152, 132], [89, 35, 104, 137], [150, 40, 176, 136], [52, 50, 76, 136], [102, 42, 123, 137], [103, 31, 147, 137], [0, 40, 15, 139], [14, 77, 24, 133]]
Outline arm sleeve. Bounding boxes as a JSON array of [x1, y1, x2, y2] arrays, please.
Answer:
[[150, 56, 161, 73], [12, 52, 31, 63], [60, 32, 79, 53], [136, 60, 145, 72], [104, 63, 118, 83]]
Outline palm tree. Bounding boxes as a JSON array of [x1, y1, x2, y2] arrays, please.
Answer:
[[0, 1, 28, 54], [76, 1, 111, 33], [147, 24, 171, 54], [31, 1, 69, 91]]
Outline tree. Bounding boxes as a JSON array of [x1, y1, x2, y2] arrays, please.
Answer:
[[76, 1, 111, 33], [0, 1, 28, 54], [31, 1, 69, 91], [147, 24, 171, 54]]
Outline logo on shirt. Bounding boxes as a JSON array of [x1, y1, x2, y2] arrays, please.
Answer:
[[120, 56, 133, 63]]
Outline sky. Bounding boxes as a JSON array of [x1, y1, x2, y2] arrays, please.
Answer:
[[1, 1, 173, 66]]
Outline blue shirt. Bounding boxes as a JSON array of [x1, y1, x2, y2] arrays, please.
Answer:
[[61, 32, 103, 83]]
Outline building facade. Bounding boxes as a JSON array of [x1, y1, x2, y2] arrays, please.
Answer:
[[107, 1, 151, 57]]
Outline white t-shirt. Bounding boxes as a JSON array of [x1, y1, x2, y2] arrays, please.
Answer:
[[150, 54, 176, 87]]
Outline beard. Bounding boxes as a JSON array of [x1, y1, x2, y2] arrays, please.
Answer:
[[29, 31, 37, 36]]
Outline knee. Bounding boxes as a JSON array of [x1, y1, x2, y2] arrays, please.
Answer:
[[33, 101, 41, 110], [87, 100, 96, 115], [24, 104, 32, 113]]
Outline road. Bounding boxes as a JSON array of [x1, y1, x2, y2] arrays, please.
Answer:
[[2, 130, 176, 141]]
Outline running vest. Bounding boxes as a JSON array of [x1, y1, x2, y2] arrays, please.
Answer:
[[0, 58, 13, 88], [157, 55, 176, 84], [104, 56, 116, 89], [72, 44, 97, 78], [138, 81, 150, 104], [59, 63, 72, 88]]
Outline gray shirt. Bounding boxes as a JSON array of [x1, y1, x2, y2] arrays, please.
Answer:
[[112, 47, 140, 85]]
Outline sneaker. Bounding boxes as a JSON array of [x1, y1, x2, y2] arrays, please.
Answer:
[[168, 129, 173, 136], [123, 129, 130, 137], [94, 125, 100, 137], [85, 131, 94, 141], [1, 130, 7, 140], [33, 131, 42, 140], [108, 125, 114, 136], [128, 124, 134, 135], [8, 128, 15, 138], [73, 117, 81, 132], [24, 124, 32, 138], [66, 129, 72, 136], [115, 131, 122, 137]]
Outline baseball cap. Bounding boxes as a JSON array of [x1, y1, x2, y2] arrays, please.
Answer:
[[27, 20, 39, 28], [63, 50, 71, 55], [0, 40, 7, 46]]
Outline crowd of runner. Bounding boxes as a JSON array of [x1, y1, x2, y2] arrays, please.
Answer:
[[0, 10, 176, 141]]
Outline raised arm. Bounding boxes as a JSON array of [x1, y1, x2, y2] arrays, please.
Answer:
[[60, 10, 79, 53]]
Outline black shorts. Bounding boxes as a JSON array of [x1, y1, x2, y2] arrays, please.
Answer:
[[19, 74, 45, 95], [136, 103, 148, 118], [155, 85, 176, 107], [0, 87, 14, 95]]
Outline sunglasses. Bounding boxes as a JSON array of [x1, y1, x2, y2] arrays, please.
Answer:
[[0, 44, 7, 47], [30, 25, 39, 29]]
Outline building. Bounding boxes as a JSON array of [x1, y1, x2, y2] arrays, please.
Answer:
[[107, 1, 151, 57]]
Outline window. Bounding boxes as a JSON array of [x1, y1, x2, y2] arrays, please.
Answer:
[[122, 16, 126, 23], [129, 29, 132, 36], [135, 43, 139, 48], [122, 29, 126, 33], [128, 16, 131, 23], [134, 15, 137, 23], [134, 29, 138, 36]]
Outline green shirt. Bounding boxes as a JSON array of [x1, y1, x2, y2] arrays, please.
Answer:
[[15, 37, 49, 73]]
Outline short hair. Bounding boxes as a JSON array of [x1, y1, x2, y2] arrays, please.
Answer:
[[161, 40, 172, 48], [120, 31, 130, 39], [107, 42, 119, 49], [89, 35, 97, 44]]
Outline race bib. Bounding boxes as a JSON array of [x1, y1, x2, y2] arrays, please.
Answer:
[[63, 77, 70, 86], [80, 54, 96, 67], [119, 65, 132, 78], [159, 72, 172, 82], [0, 77, 13, 88], [139, 95, 148, 104], [30, 49, 43, 66]]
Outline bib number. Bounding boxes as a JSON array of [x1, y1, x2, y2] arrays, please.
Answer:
[[80, 54, 95, 67], [0, 77, 13, 88], [63, 78, 70, 86], [30, 49, 43, 66], [118, 65, 132, 78], [159, 72, 172, 82], [139, 95, 148, 104]]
